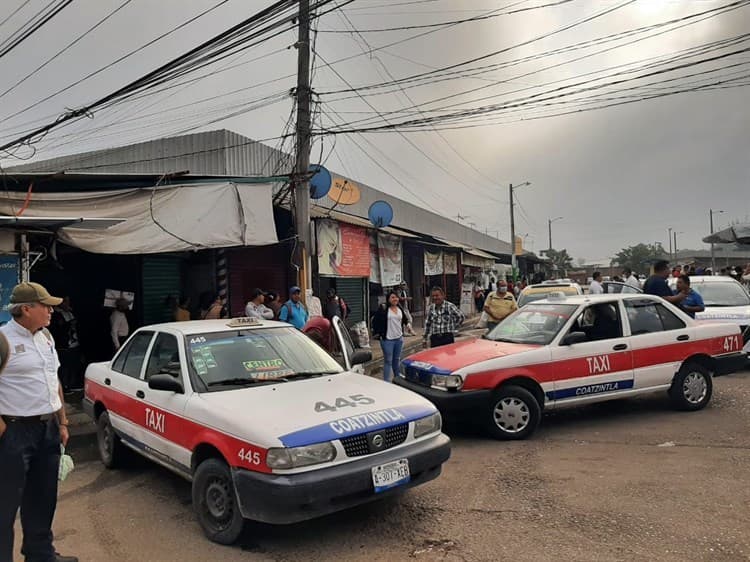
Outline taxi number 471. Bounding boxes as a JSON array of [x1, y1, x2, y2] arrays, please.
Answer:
[[314, 395, 375, 413], [723, 335, 741, 352]]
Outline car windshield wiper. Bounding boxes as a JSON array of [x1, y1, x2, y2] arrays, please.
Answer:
[[284, 370, 341, 380], [206, 377, 286, 387], [491, 337, 523, 344]]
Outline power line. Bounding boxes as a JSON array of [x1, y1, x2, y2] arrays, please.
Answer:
[[0, 0, 72, 60]]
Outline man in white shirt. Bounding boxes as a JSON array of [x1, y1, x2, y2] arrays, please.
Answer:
[[622, 268, 641, 290], [589, 271, 604, 294], [0, 282, 78, 562], [245, 288, 273, 320]]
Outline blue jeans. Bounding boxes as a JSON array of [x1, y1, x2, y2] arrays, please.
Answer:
[[380, 337, 404, 382], [0, 418, 61, 562]]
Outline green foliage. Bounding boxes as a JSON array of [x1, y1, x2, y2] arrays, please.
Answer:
[[546, 248, 574, 275], [611, 243, 666, 273]]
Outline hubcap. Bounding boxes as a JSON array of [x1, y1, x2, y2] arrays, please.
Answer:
[[683, 372, 707, 404], [99, 421, 112, 459], [493, 397, 530, 433], [205, 478, 232, 522]]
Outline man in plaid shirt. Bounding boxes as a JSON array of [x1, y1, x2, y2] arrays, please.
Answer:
[[423, 286, 465, 348]]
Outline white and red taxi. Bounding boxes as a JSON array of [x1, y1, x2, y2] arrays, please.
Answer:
[[397, 293, 746, 440], [84, 316, 449, 545]]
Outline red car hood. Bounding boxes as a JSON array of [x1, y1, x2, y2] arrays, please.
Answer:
[[404, 338, 539, 372]]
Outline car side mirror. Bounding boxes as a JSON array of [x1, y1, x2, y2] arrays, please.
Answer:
[[148, 374, 184, 393], [562, 331, 588, 346], [350, 349, 372, 366]]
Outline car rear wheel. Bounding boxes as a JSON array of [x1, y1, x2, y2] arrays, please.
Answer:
[[486, 385, 541, 440], [97, 410, 127, 469], [192, 458, 245, 545], [669, 362, 712, 411]]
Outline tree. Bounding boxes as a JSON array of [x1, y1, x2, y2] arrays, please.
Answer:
[[576, 257, 586, 267], [546, 249, 574, 275], [611, 243, 666, 274]]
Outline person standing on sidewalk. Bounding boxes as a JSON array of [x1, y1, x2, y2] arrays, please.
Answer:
[[0, 282, 78, 562], [50, 296, 83, 393], [483, 280, 518, 332], [371, 291, 409, 382], [423, 286, 465, 348]]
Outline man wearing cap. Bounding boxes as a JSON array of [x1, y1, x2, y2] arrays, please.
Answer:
[[279, 286, 309, 330], [0, 282, 78, 562], [245, 288, 274, 320]]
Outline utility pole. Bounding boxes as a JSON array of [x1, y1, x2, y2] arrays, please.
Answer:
[[548, 216, 562, 253], [508, 181, 530, 281], [294, 0, 312, 293], [668, 227, 673, 261], [709, 209, 724, 273], [673, 231, 679, 256]]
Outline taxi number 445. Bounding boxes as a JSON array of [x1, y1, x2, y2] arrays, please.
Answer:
[[723, 335, 741, 352], [237, 448, 261, 466], [314, 395, 375, 413]]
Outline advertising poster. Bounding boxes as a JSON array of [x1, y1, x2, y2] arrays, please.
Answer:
[[443, 252, 458, 275], [104, 289, 135, 309], [316, 219, 370, 277], [377, 232, 402, 287], [0, 255, 19, 325], [424, 250, 444, 276], [369, 233, 381, 284]]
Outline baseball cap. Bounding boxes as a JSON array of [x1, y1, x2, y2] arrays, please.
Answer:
[[290, 286, 302, 294], [10, 282, 62, 306]]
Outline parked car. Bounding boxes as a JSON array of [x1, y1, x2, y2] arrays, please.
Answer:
[[84, 316, 450, 544], [397, 293, 745, 440], [517, 281, 583, 307]]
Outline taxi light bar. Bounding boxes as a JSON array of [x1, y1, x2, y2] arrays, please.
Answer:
[[226, 317, 262, 328]]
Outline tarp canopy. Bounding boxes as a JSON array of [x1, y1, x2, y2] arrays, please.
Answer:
[[0, 182, 278, 254], [703, 224, 750, 245]]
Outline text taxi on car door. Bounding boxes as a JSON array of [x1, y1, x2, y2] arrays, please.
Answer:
[[83, 316, 450, 545], [397, 293, 746, 440]]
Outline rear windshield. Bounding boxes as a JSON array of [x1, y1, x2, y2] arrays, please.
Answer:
[[187, 327, 343, 389]]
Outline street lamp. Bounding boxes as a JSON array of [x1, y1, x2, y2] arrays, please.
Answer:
[[709, 209, 724, 273], [668, 227, 673, 260], [509, 181, 531, 281], [548, 216, 563, 252]]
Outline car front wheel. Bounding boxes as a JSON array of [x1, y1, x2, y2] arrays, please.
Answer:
[[192, 458, 245, 545], [486, 385, 541, 440], [669, 362, 713, 411]]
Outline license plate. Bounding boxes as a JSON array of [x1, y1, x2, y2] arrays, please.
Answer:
[[371, 459, 410, 493]]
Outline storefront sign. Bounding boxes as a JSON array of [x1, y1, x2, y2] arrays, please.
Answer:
[[369, 233, 381, 284], [316, 220, 370, 277], [443, 252, 458, 275], [424, 250, 443, 276], [377, 232, 402, 286], [0, 255, 19, 325]]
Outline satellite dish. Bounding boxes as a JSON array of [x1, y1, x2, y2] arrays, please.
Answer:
[[368, 200, 394, 228], [309, 165, 332, 199]]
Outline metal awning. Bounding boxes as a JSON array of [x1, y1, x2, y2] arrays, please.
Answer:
[[311, 207, 420, 238], [703, 224, 750, 245], [464, 248, 499, 260], [0, 216, 124, 230]]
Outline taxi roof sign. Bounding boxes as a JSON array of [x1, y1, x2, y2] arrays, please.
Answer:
[[226, 317, 262, 328], [545, 291, 567, 301]]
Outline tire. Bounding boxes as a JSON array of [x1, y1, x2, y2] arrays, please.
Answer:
[[485, 385, 541, 440], [669, 362, 713, 411], [97, 410, 127, 469], [192, 458, 245, 545]]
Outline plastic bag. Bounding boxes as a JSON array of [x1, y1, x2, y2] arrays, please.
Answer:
[[59, 445, 74, 482], [476, 311, 489, 329]]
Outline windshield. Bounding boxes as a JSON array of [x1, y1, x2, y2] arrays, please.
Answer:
[[487, 303, 578, 345], [518, 288, 578, 307], [692, 281, 750, 307], [187, 327, 344, 390]]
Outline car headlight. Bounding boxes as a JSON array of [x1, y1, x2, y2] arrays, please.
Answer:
[[266, 442, 337, 469], [413, 411, 442, 438], [431, 374, 463, 390]]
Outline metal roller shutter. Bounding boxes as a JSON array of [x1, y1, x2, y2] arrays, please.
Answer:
[[336, 277, 367, 324], [142, 256, 183, 325]]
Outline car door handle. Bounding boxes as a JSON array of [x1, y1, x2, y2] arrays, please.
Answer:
[[136, 390, 145, 399], [677, 334, 689, 341], [612, 344, 628, 351], [104, 378, 111, 386]]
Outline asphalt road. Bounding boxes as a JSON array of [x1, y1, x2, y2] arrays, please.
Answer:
[[19, 369, 750, 562]]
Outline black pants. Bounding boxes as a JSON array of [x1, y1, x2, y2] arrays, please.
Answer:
[[429, 333, 455, 348], [0, 418, 60, 562]]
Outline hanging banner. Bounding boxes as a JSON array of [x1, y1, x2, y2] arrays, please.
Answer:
[[424, 250, 444, 276], [369, 233, 381, 284], [316, 219, 370, 277], [0, 254, 19, 326], [377, 232, 402, 287], [443, 252, 458, 275]]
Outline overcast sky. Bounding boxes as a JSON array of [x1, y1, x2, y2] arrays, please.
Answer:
[[0, 0, 748, 263]]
